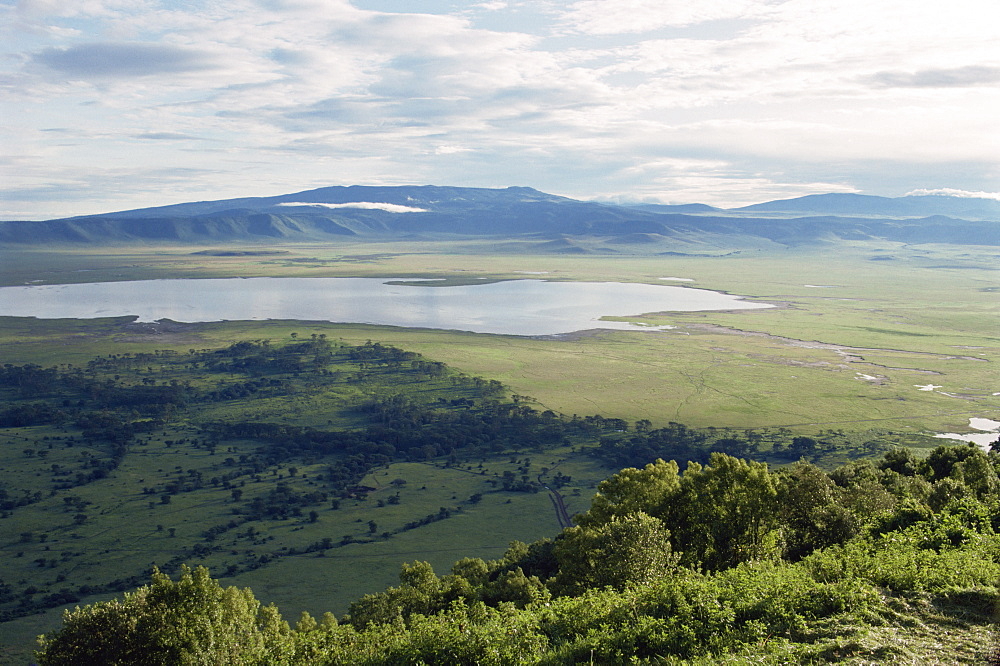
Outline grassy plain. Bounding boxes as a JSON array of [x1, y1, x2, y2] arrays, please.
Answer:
[[1, 240, 996, 435]]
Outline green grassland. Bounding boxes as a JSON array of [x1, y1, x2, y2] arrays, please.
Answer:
[[4, 240, 995, 433], [234, 449, 611, 620]]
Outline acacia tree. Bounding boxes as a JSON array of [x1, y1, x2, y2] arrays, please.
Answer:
[[36, 565, 290, 665]]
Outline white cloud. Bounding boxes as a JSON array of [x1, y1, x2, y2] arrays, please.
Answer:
[[600, 172, 858, 208], [868, 66, 1000, 89], [434, 145, 473, 155], [15, 0, 153, 20], [276, 202, 428, 213], [474, 1, 510, 10], [906, 188, 1000, 201], [559, 0, 761, 34]]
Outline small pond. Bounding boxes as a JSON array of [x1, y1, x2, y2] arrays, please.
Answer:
[[0, 277, 773, 336], [935, 418, 1000, 451]]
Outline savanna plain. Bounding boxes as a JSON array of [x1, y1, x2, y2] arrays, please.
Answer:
[[0, 239, 998, 663]]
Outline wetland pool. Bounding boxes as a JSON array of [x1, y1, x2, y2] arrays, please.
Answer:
[[0, 277, 773, 336], [935, 418, 1000, 450]]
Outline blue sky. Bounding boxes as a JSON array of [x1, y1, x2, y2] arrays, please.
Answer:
[[2, 0, 999, 219]]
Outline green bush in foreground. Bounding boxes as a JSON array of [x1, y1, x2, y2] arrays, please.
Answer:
[[37, 444, 1000, 664], [36, 565, 290, 665]]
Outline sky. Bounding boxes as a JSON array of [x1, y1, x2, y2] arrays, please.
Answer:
[[2, 0, 999, 220]]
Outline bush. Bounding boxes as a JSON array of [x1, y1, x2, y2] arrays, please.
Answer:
[[36, 566, 289, 665]]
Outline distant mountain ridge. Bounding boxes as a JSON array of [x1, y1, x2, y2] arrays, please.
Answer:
[[70, 185, 572, 220], [733, 192, 1000, 220], [1, 186, 997, 249]]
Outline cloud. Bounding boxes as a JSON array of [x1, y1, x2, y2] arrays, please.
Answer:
[[559, 0, 759, 34], [133, 132, 203, 140], [594, 159, 861, 208], [906, 188, 1000, 201], [32, 42, 218, 78], [867, 66, 1000, 88], [276, 202, 428, 213], [3, 0, 1000, 217], [15, 0, 147, 19], [434, 145, 473, 155], [0, 164, 224, 219]]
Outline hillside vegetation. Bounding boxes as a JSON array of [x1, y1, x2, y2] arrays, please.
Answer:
[[36, 442, 1000, 663]]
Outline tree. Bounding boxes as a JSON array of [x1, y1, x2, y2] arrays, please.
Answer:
[[348, 561, 443, 629], [346, 560, 497, 630], [451, 557, 491, 587], [878, 447, 919, 476], [776, 461, 857, 559], [552, 511, 677, 595], [36, 565, 289, 665], [952, 450, 1000, 500], [790, 436, 817, 457], [672, 453, 781, 570], [928, 477, 970, 512], [482, 568, 549, 607], [575, 458, 681, 528], [920, 443, 979, 482]]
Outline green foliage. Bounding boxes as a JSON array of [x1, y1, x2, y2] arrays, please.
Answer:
[[777, 461, 859, 560], [366, 601, 548, 666], [575, 458, 681, 528], [552, 512, 677, 595], [673, 454, 781, 570], [36, 565, 290, 665], [878, 447, 919, 476], [346, 560, 488, 629], [347, 552, 552, 632], [575, 453, 782, 571], [920, 442, 981, 482], [534, 576, 738, 663], [32, 440, 1000, 664]]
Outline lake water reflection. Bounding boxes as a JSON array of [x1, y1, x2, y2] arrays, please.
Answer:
[[0, 277, 772, 336]]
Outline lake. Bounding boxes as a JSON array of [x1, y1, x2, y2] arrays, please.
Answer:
[[0, 277, 773, 336]]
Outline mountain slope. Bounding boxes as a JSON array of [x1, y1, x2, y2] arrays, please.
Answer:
[[1, 186, 997, 248], [734, 192, 1000, 220]]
